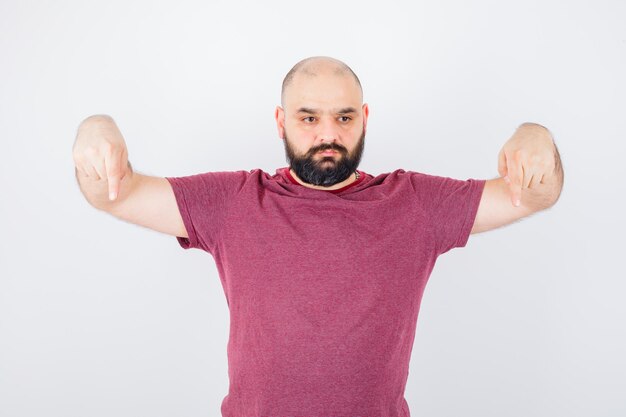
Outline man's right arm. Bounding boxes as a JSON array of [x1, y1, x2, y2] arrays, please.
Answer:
[[73, 115, 188, 239]]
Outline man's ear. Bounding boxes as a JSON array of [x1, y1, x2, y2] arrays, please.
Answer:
[[362, 103, 369, 134], [275, 106, 285, 139]]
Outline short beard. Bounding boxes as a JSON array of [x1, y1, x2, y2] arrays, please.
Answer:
[[282, 129, 365, 186]]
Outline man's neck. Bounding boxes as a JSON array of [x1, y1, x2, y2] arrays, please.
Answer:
[[289, 168, 358, 191]]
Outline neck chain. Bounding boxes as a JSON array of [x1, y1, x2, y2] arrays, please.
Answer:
[[354, 171, 360, 180]]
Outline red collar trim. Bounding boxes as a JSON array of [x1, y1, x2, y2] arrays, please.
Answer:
[[283, 167, 365, 193]]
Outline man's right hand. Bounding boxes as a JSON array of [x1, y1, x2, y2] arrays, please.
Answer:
[[71, 115, 188, 239], [72, 114, 130, 201]]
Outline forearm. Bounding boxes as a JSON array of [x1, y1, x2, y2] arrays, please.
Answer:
[[75, 160, 136, 210]]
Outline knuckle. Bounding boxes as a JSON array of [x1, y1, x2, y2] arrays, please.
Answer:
[[100, 141, 113, 153], [83, 114, 112, 123], [72, 151, 84, 162], [542, 158, 553, 170], [83, 146, 98, 157]]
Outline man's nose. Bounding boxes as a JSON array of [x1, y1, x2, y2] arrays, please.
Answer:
[[316, 118, 340, 143]]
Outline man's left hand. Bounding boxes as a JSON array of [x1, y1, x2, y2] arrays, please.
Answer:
[[497, 123, 557, 207]]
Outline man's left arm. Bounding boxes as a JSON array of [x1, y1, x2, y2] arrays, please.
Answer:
[[471, 122, 564, 234]]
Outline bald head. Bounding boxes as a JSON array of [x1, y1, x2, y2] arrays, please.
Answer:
[[281, 56, 363, 107]]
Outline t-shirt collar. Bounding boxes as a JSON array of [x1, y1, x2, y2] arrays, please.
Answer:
[[279, 167, 365, 194]]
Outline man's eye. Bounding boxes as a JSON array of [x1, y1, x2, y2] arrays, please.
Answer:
[[339, 116, 351, 122], [303, 117, 316, 123]]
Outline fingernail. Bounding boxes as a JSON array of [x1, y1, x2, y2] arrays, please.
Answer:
[[109, 192, 116, 200], [515, 199, 520, 207]]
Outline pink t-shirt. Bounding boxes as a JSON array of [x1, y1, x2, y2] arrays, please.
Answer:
[[165, 167, 486, 417]]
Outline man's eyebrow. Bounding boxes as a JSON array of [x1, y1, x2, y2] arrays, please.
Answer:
[[296, 107, 318, 115], [295, 107, 357, 115], [336, 107, 357, 114]]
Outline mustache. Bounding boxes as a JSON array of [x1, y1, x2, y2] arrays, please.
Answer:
[[309, 144, 346, 154]]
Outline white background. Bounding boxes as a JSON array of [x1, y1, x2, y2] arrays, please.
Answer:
[[1, 0, 624, 416]]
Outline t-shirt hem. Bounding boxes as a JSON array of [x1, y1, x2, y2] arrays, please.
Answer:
[[165, 176, 202, 250]]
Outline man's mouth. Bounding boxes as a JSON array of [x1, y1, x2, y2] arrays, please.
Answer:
[[319, 150, 337, 155]]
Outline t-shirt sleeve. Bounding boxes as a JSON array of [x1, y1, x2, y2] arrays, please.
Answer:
[[411, 172, 486, 256], [164, 170, 249, 253]]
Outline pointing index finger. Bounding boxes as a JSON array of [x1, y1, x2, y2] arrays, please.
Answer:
[[104, 148, 121, 200]]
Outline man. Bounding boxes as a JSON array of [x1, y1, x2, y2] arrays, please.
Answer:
[[73, 56, 564, 417]]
